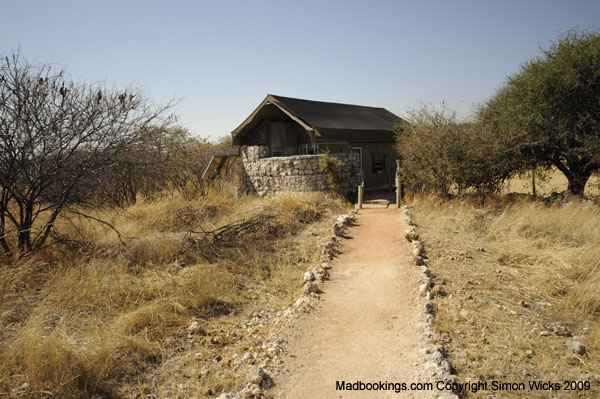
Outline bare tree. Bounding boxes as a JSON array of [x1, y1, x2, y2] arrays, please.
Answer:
[[96, 127, 171, 207], [0, 53, 174, 256]]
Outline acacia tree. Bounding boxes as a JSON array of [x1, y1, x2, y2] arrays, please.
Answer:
[[0, 53, 173, 256], [480, 30, 600, 196], [453, 121, 518, 202]]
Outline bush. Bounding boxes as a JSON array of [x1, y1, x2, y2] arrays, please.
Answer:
[[318, 153, 348, 196], [396, 105, 516, 203]]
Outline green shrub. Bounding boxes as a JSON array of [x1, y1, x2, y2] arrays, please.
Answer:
[[318, 154, 348, 196]]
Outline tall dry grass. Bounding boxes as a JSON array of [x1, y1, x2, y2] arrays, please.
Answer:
[[410, 195, 600, 398], [486, 200, 600, 315], [0, 186, 348, 398]]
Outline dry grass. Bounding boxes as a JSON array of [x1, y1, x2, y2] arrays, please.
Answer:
[[0, 185, 348, 398], [410, 195, 600, 398], [505, 169, 600, 197]]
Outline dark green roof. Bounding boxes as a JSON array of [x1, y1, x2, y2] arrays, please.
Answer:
[[232, 94, 402, 142], [269, 95, 400, 131]]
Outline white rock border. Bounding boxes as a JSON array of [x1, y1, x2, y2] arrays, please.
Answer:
[[402, 205, 460, 399], [299, 211, 357, 295]]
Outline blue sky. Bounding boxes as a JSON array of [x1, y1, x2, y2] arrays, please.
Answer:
[[2, 0, 599, 140]]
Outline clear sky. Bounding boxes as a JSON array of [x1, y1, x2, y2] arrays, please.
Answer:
[[2, 0, 599, 140]]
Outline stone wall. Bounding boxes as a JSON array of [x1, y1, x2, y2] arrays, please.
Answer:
[[239, 146, 362, 196]]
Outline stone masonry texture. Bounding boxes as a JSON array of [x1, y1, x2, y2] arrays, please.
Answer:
[[239, 146, 362, 196]]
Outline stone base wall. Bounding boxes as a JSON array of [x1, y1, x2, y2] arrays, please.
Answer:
[[239, 146, 362, 196]]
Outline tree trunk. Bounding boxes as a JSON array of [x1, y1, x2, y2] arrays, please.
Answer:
[[0, 209, 12, 256], [18, 230, 31, 254], [0, 228, 12, 257], [552, 159, 592, 197], [567, 174, 589, 196]]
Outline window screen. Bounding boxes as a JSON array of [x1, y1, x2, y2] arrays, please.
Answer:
[[372, 154, 385, 174]]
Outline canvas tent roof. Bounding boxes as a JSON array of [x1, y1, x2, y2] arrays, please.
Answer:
[[232, 94, 402, 143]]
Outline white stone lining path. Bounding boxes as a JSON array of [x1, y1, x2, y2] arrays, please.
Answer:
[[402, 205, 459, 399]]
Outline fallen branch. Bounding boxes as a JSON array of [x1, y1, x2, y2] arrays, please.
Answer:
[[175, 212, 278, 263]]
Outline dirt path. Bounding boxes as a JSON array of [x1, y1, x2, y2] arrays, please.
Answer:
[[273, 208, 430, 398]]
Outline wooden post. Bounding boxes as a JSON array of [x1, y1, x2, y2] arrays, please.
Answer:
[[358, 182, 364, 209], [395, 159, 402, 208], [395, 175, 401, 208]]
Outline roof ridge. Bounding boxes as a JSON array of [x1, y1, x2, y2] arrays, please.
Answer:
[[269, 94, 389, 111]]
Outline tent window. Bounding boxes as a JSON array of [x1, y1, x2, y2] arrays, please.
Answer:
[[299, 143, 318, 155], [351, 147, 362, 166], [272, 147, 284, 157], [372, 154, 385, 174]]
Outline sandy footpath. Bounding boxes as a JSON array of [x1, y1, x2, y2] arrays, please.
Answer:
[[273, 208, 431, 398]]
